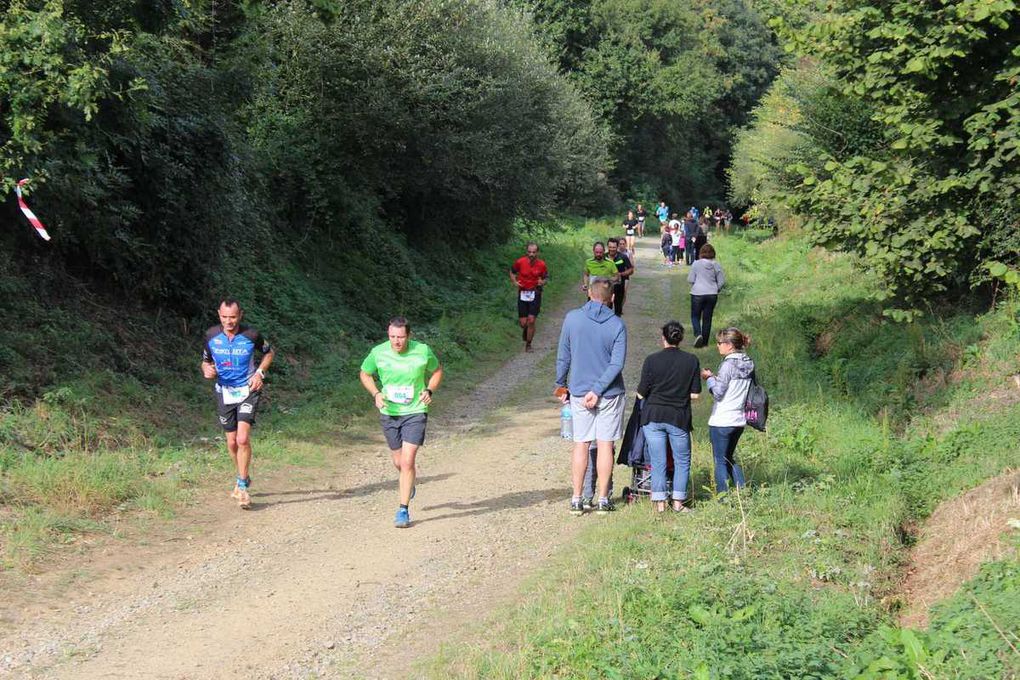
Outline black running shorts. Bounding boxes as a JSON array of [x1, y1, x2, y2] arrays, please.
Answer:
[[215, 387, 261, 432], [516, 289, 542, 318]]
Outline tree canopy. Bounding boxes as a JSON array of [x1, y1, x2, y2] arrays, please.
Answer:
[[512, 0, 781, 203]]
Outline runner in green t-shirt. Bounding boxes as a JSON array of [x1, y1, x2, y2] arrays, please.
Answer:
[[581, 242, 620, 296], [359, 317, 444, 528]]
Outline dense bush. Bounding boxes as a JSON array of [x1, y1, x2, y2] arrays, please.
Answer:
[[0, 0, 609, 299], [731, 0, 1020, 317]]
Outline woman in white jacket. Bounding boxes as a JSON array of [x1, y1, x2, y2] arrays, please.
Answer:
[[700, 327, 754, 494]]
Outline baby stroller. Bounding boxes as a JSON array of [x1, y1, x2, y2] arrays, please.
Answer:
[[617, 397, 673, 504]]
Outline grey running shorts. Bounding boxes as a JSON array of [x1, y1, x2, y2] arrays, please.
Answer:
[[381, 413, 428, 450]]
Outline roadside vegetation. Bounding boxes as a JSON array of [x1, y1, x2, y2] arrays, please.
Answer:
[[428, 228, 1020, 679], [729, 0, 1020, 318]]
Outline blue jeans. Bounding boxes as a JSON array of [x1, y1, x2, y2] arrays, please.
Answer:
[[691, 294, 718, 342], [709, 425, 746, 493], [641, 422, 691, 501]]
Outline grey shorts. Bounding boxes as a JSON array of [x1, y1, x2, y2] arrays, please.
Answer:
[[570, 394, 625, 443], [380, 413, 428, 450]]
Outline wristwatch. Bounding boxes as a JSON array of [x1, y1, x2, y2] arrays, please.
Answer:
[[422, 388, 433, 397]]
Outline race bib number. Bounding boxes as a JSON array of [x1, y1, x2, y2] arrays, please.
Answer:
[[222, 385, 250, 405], [385, 385, 415, 405], [519, 290, 536, 302]]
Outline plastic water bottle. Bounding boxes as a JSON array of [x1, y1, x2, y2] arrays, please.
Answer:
[[560, 404, 573, 439]]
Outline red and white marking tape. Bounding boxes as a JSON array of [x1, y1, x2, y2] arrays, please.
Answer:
[[14, 179, 51, 241]]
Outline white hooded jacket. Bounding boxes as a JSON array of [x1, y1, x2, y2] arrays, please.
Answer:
[[707, 352, 755, 427]]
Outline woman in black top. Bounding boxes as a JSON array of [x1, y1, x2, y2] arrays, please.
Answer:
[[636, 321, 702, 512]]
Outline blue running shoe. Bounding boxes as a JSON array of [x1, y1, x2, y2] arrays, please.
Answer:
[[394, 507, 410, 528]]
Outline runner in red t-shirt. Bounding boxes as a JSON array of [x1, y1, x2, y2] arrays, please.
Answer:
[[510, 242, 549, 352]]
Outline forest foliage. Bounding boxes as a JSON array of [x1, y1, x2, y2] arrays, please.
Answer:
[[512, 0, 781, 203], [729, 0, 1020, 318], [0, 0, 609, 308]]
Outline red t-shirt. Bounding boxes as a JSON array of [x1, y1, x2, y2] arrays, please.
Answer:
[[512, 256, 548, 290]]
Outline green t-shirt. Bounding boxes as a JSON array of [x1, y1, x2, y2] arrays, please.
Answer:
[[585, 257, 619, 279], [360, 339, 440, 416]]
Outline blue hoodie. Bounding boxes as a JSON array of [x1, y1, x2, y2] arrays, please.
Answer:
[[556, 301, 627, 397]]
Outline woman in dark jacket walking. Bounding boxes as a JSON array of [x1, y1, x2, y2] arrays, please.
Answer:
[[636, 321, 702, 512]]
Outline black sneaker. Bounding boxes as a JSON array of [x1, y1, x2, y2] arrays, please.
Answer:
[[569, 499, 584, 516], [595, 499, 616, 514], [581, 497, 594, 511], [693, 335, 704, 348]]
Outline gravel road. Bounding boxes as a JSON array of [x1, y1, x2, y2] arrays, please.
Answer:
[[0, 237, 677, 679]]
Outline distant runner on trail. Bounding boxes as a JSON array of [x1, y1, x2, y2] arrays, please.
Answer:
[[510, 242, 548, 353], [622, 210, 639, 252], [606, 237, 634, 316], [683, 213, 699, 265], [359, 317, 444, 528], [635, 204, 648, 238], [582, 241, 620, 296], [201, 298, 275, 510], [656, 201, 670, 230]]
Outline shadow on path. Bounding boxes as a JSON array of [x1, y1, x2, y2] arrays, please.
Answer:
[[413, 487, 563, 525], [250, 473, 458, 510]]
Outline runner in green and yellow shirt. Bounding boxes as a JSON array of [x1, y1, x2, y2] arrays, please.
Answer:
[[359, 317, 443, 528], [581, 241, 621, 298]]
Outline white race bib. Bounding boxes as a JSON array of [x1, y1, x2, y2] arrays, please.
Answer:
[[222, 385, 250, 405], [519, 290, 536, 302], [385, 385, 415, 405]]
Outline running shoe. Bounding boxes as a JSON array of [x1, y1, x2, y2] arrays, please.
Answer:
[[394, 507, 410, 528], [693, 335, 704, 348], [595, 499, 616, 514], [233, 479, 252, 509], [569, 499, 584, 516], [581, 497, 594, 511]]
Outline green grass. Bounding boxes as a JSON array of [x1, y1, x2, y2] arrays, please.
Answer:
[[425, 230, 1020, 679], [0, 216, 605, 571]]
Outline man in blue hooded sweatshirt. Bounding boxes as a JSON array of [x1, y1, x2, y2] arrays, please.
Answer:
[[555, 276, 628, 515]]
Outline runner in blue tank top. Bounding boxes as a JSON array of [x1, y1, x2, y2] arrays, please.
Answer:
[[201, 298, 275, 509]]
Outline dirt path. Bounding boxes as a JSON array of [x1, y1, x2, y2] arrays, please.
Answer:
[[0, 236, 680, 679]]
